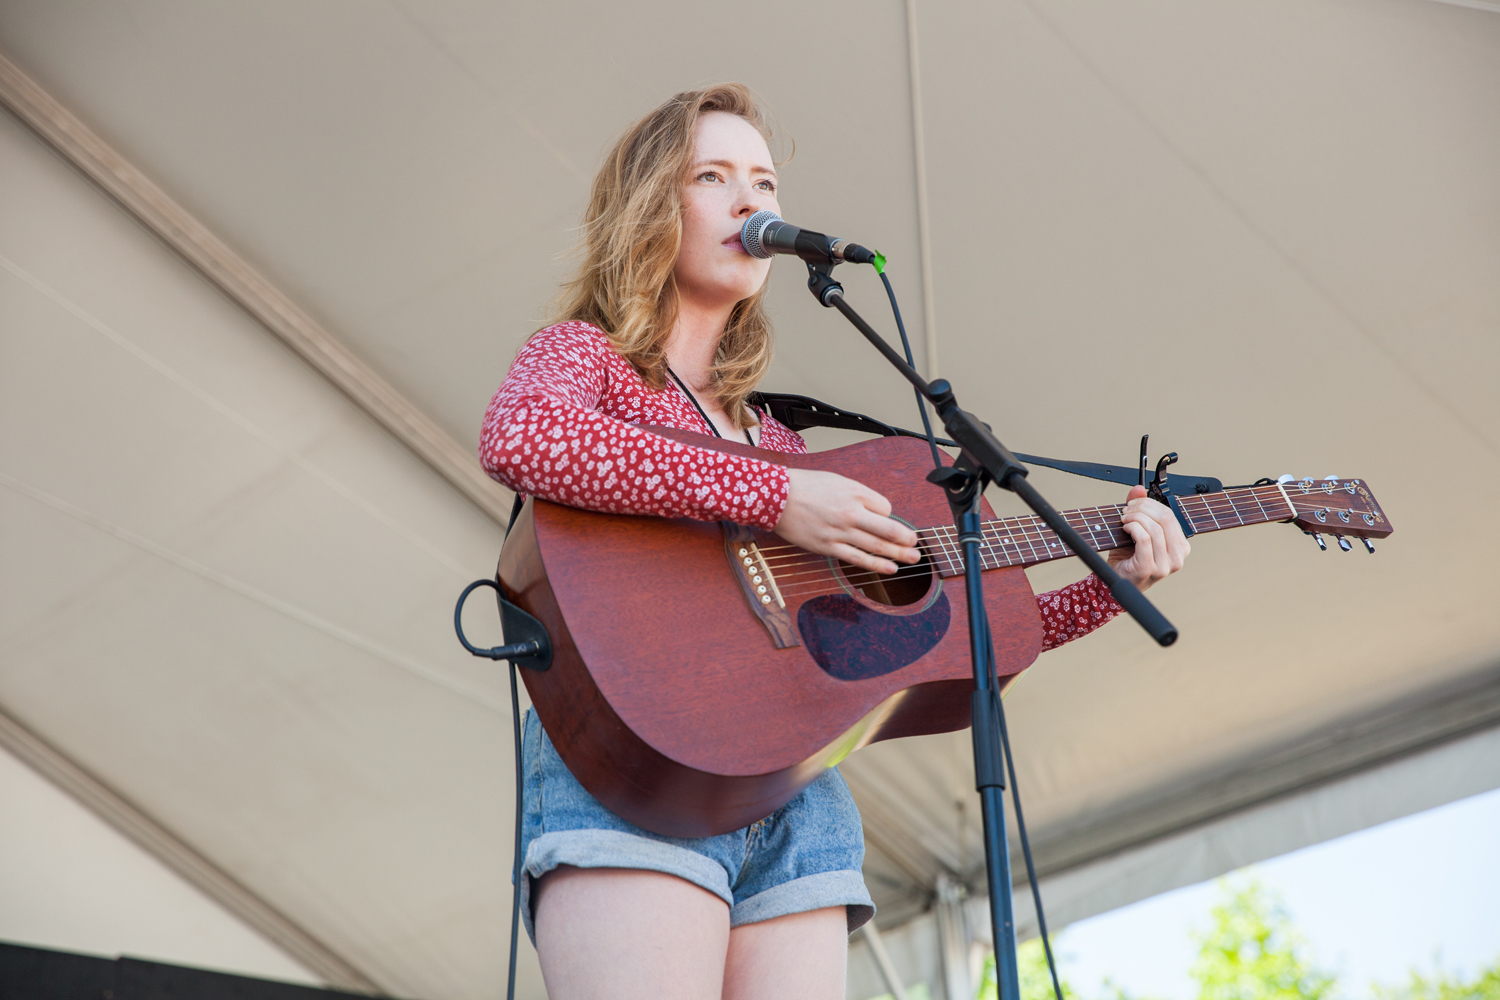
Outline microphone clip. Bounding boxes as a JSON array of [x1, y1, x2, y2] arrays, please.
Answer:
[[805, 259, 845, 308]]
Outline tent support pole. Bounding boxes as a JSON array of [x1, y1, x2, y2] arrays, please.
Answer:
[[861, 920, 911, 1000]]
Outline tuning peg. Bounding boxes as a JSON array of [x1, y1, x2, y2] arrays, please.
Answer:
[[1362, 538, 1375, 554], [1336, 535, 1352, 552], [1323, 474, 1340, 482], [1306, 531, 1327, 551]]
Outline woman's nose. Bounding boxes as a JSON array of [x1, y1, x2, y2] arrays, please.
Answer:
[[734, 186, 774, 218]]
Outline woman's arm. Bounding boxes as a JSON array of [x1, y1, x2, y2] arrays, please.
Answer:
[[481, 324, 793, 528], [482, 324, 919, 572], [1038, 575, 1122, 651]]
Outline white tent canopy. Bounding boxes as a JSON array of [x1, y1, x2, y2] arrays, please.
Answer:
[[1, 2, 1497, 998]]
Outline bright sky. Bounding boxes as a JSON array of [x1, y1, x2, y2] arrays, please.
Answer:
[[1052, 786, 1500, 999]]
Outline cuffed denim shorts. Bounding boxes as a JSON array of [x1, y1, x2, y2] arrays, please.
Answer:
[[517, 709, 874, 943]]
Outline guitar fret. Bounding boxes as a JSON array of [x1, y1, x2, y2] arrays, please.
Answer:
[[926, 483, 1314, 580], [946, 527, 967, 572], [1176, 486, 1304, 534], [1232, 488, 1275, 526], [1080, 507, 1115, 551], [1016, 520, 1045, 565], [1067, 511, 1093, 552], [1182, 495, 1212, 532], [936, 526, 963, 574], [928, 528, 948, 573], [925, 527, 954, 575], [996, 526, 1022, 567], [1242, 491, 1266, 524], [986, 523, 1020, 569], [1237, 490, 1266, 525], [1201, 499, 1224, 531], [769, 477, 1372, 594]]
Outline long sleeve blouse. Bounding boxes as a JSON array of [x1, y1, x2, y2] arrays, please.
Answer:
[[479, 321, 1122, 650]]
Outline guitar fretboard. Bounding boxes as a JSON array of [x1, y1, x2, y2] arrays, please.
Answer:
[[915, 485, 1297, 576]]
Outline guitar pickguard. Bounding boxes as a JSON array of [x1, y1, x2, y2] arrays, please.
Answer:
[[797, 592, 951, 681]]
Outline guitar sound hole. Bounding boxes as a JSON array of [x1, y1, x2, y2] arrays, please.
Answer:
[[839, 553, 934, 607]]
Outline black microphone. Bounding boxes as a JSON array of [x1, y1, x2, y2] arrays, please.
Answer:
[[740, 211, 879, 266]]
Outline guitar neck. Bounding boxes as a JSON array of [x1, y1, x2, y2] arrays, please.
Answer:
[[917, 485, 1297, 575]]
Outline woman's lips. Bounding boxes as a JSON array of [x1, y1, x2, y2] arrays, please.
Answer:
[[722, 236, 748, 254]]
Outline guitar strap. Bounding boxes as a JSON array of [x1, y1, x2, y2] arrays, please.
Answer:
[[748, 390, 1224, 497], [505, 493, 524, 536], [498, 391, 1223, 537]]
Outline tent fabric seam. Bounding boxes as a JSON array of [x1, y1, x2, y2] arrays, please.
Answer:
[[0, 52, 517, 525]]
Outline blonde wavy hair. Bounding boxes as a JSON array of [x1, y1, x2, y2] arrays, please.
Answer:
[[552, 83, 781, 429]]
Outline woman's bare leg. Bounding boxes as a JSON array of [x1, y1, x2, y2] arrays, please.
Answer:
[[533, 866, 731, 1000], [722, 906, 848, 1000]]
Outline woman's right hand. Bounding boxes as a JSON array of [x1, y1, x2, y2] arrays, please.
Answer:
[[774, 468, 921, 575]]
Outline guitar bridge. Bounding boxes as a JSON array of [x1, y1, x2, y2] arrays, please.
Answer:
[[722, 523, 800, 649]]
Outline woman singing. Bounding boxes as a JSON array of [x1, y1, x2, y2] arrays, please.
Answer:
[[480, 83, 1189, 1000]]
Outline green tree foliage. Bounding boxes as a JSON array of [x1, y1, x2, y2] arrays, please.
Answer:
[[977, 937, 1078, 1000], [967, 876, 1499, 1000], [1373, 960, 1500, 1000], [1189, 878, 1337, 1000]]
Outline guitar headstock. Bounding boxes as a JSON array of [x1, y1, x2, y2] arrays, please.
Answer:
[[1279, 475, 1393, 544]]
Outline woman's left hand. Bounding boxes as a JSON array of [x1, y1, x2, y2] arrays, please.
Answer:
[[1107, 485, 1192, 591]]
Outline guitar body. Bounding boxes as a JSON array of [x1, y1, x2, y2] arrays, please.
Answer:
[[498, 431, 1043, 838]]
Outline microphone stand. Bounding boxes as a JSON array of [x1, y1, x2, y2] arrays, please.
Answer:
[[801, 260, 1177, 1000]]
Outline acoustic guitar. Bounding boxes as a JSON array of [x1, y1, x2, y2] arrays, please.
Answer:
[[497, 429, 1391, 838]]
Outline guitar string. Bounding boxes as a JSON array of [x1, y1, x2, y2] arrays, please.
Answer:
[[750, 511, 1130, 562], [761, 526, 1138, 594], [751, 486, 1365, 565], [755, 506, 1239, 572], [746, 488, 1368, 605], [755, 522, 1136, 575], [747, 486, 1354, 560], [768, 500, 1236, 591], [747, 487, 1288, 553], [745, 492, 1372, 592], [767, 504, 1282, 597], [750, 491, 1284, 564], [770, 549, 1094, 600], [771, 526, 1142, 598], [765, 520, 1380, 601], [752, 534, 1112, 576]]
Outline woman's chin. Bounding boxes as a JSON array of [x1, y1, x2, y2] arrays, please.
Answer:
[[677, 271, 768, 311]]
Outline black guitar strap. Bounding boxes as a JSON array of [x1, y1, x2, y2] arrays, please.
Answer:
[[748, 391, 1224, 497], [505, 493, 524, 535]]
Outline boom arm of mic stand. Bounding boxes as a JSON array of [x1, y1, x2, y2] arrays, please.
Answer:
[[822, 288, 1178, 648]]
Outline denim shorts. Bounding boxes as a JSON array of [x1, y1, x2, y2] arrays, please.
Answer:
[[517, 709, 874, 943]]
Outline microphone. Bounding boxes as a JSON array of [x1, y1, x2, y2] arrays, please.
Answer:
[[740, 211, 879, 266]]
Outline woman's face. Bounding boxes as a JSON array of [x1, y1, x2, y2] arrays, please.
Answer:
[[674, 111, 780, 312]]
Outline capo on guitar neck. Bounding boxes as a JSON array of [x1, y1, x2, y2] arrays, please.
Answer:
[[1140, 434, 1198, 539]]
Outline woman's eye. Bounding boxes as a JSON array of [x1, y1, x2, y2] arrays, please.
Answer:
[[699, 171, 721, 183], [756, 180, 776, 193]]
